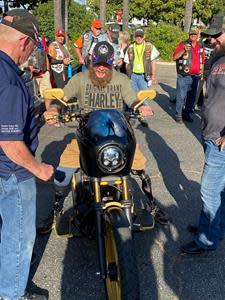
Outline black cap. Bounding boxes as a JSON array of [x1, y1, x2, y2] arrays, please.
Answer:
[[108, 23, 120, 38], [135, 28, 145, 37], [92, 41, 114, 65], [0, 9, 39, 42], [203, 13, 225, 36]]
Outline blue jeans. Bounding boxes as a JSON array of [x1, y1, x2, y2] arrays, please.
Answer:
[[81, 64, 88, 72], [175, 74, 199, 118], [131, 73, 148, 93], [0, 175, 36, 300], [195, 140, 225, 249]]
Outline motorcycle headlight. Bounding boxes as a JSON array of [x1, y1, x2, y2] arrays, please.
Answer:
[[98, 145, 126, 173]]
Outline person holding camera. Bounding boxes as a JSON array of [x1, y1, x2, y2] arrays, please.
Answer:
[[173, 27, 205, 123]]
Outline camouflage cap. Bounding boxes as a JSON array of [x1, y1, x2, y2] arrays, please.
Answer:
[[203, 12, 225, 36], [189, 27, 199, 35]]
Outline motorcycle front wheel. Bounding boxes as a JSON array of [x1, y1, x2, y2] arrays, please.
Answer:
[[104, 212, 139, 300]]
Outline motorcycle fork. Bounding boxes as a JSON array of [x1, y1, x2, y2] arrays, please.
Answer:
[[121, 176, 133, 229], [92, 176, 133, 280], [93, 178, 106, 279]]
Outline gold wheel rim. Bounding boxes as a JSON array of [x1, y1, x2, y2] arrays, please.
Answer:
[[105, 222, 121, 300]]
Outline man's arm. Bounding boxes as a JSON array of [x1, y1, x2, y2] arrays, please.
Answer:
[[173, 42, 191, 60], [44, 74, 81, 124], [74, 47, 85, 65], [74, 36, 85, 65], [0, 141, 54, 181], [151, 59, 157, 83]]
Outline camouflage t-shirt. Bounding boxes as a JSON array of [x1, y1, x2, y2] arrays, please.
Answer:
[[63, 70, 135, 112]]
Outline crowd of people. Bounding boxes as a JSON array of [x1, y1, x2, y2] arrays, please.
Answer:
[[25, 18, 161, 97], [0, 7, 225, 300]]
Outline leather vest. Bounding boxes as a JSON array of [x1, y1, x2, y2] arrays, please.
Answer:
[[126, 42, 152, 80], [50, 41, 70, 74], [176, 41, 204, 75], [82, 32, 107, 60]]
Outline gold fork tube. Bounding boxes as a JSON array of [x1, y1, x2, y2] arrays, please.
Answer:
[[93, 180, 101, 203]]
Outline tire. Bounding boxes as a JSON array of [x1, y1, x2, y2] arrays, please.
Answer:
[[104, 210, 139, 300]]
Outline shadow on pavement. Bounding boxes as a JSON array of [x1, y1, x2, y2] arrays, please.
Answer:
[[158, 82, 202, 144], [137, 123, 203, 299], [28, 133, 75, 293]]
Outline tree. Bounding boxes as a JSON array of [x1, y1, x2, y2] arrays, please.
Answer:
[[193, 0, 224, 24], [33, 0, 95, 52], [54, 0, 63, 28], [123, 0, 129, 30], [87, 0, 224, 29], [99, 0, 106, 28], [129, 0, 185, 25], [183, 0, 193, 32]]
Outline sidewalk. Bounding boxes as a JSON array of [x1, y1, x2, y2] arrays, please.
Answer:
[[31, 63, 225, 300]]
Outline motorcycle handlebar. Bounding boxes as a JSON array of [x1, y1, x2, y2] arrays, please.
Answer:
[[45, 106, 143, 124]]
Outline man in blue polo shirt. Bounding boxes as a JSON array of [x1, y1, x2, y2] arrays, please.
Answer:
[[0, 9, 54, 300]]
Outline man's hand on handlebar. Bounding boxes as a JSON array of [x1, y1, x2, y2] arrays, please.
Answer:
[[139, 105, 154, 117], [43, 106, 60, 127]]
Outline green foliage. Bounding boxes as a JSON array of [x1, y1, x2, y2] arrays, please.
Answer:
[[143, 23, 188, 61], [32, 0, 54, 39], [33, 0, 95, 40], [193, 0, 224, 23], [130, 0, 185, 25], [87, 0, 122, 21], [33, 0, 95, 63], [67, 2, 95, 41], [88, 0, 225, 28]]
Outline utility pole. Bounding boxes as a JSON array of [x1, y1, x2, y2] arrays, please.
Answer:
[[54, 0, 63, 28], [183, 0, 193, 32], [123, 0, 129, 31], [99, 0, 106, 29]]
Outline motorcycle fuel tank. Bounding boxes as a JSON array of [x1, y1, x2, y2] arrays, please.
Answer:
[[77, 109, 136, 177]]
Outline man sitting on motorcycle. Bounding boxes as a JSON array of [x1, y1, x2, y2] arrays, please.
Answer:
[[39, 41, 169, 234]]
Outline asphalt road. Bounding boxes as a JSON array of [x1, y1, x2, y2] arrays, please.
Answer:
[[30, 63, 225, 300]]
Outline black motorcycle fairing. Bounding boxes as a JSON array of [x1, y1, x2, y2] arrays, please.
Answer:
[[77, 109, 136, 177]]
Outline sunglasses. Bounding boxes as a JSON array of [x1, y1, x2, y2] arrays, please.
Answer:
[[56, 29, 65, 33]]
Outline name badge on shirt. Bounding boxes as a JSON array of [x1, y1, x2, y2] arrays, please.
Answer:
[[136, 64, 141, 71]]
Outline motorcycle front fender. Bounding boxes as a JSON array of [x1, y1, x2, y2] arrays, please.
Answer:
[[104, 207, 130, 229]]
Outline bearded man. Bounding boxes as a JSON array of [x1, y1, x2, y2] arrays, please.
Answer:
[[181, 16, 225, 255], [38, 41, 170, 234]]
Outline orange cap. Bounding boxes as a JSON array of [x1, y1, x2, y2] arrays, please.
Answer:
[[91, 20, 102, 29], [55, 27, 65, 37]]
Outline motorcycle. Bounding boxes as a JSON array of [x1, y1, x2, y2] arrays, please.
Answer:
[[43, 88, 156, 300]]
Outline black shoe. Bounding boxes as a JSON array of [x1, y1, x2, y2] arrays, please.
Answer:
[[153, 207, 170, 226], [175, 116, 183, 124], [182, 114, 193, 122], [180, 241, 216, 255], [187, 225, 224, 240], [18, 292, 47, 300], [187, 225, 198, 235], [37, 212, 54, 235]]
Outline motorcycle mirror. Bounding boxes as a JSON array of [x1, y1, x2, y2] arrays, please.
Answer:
[[43, 88, 68, 107], [134, 89, 156, 110]]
